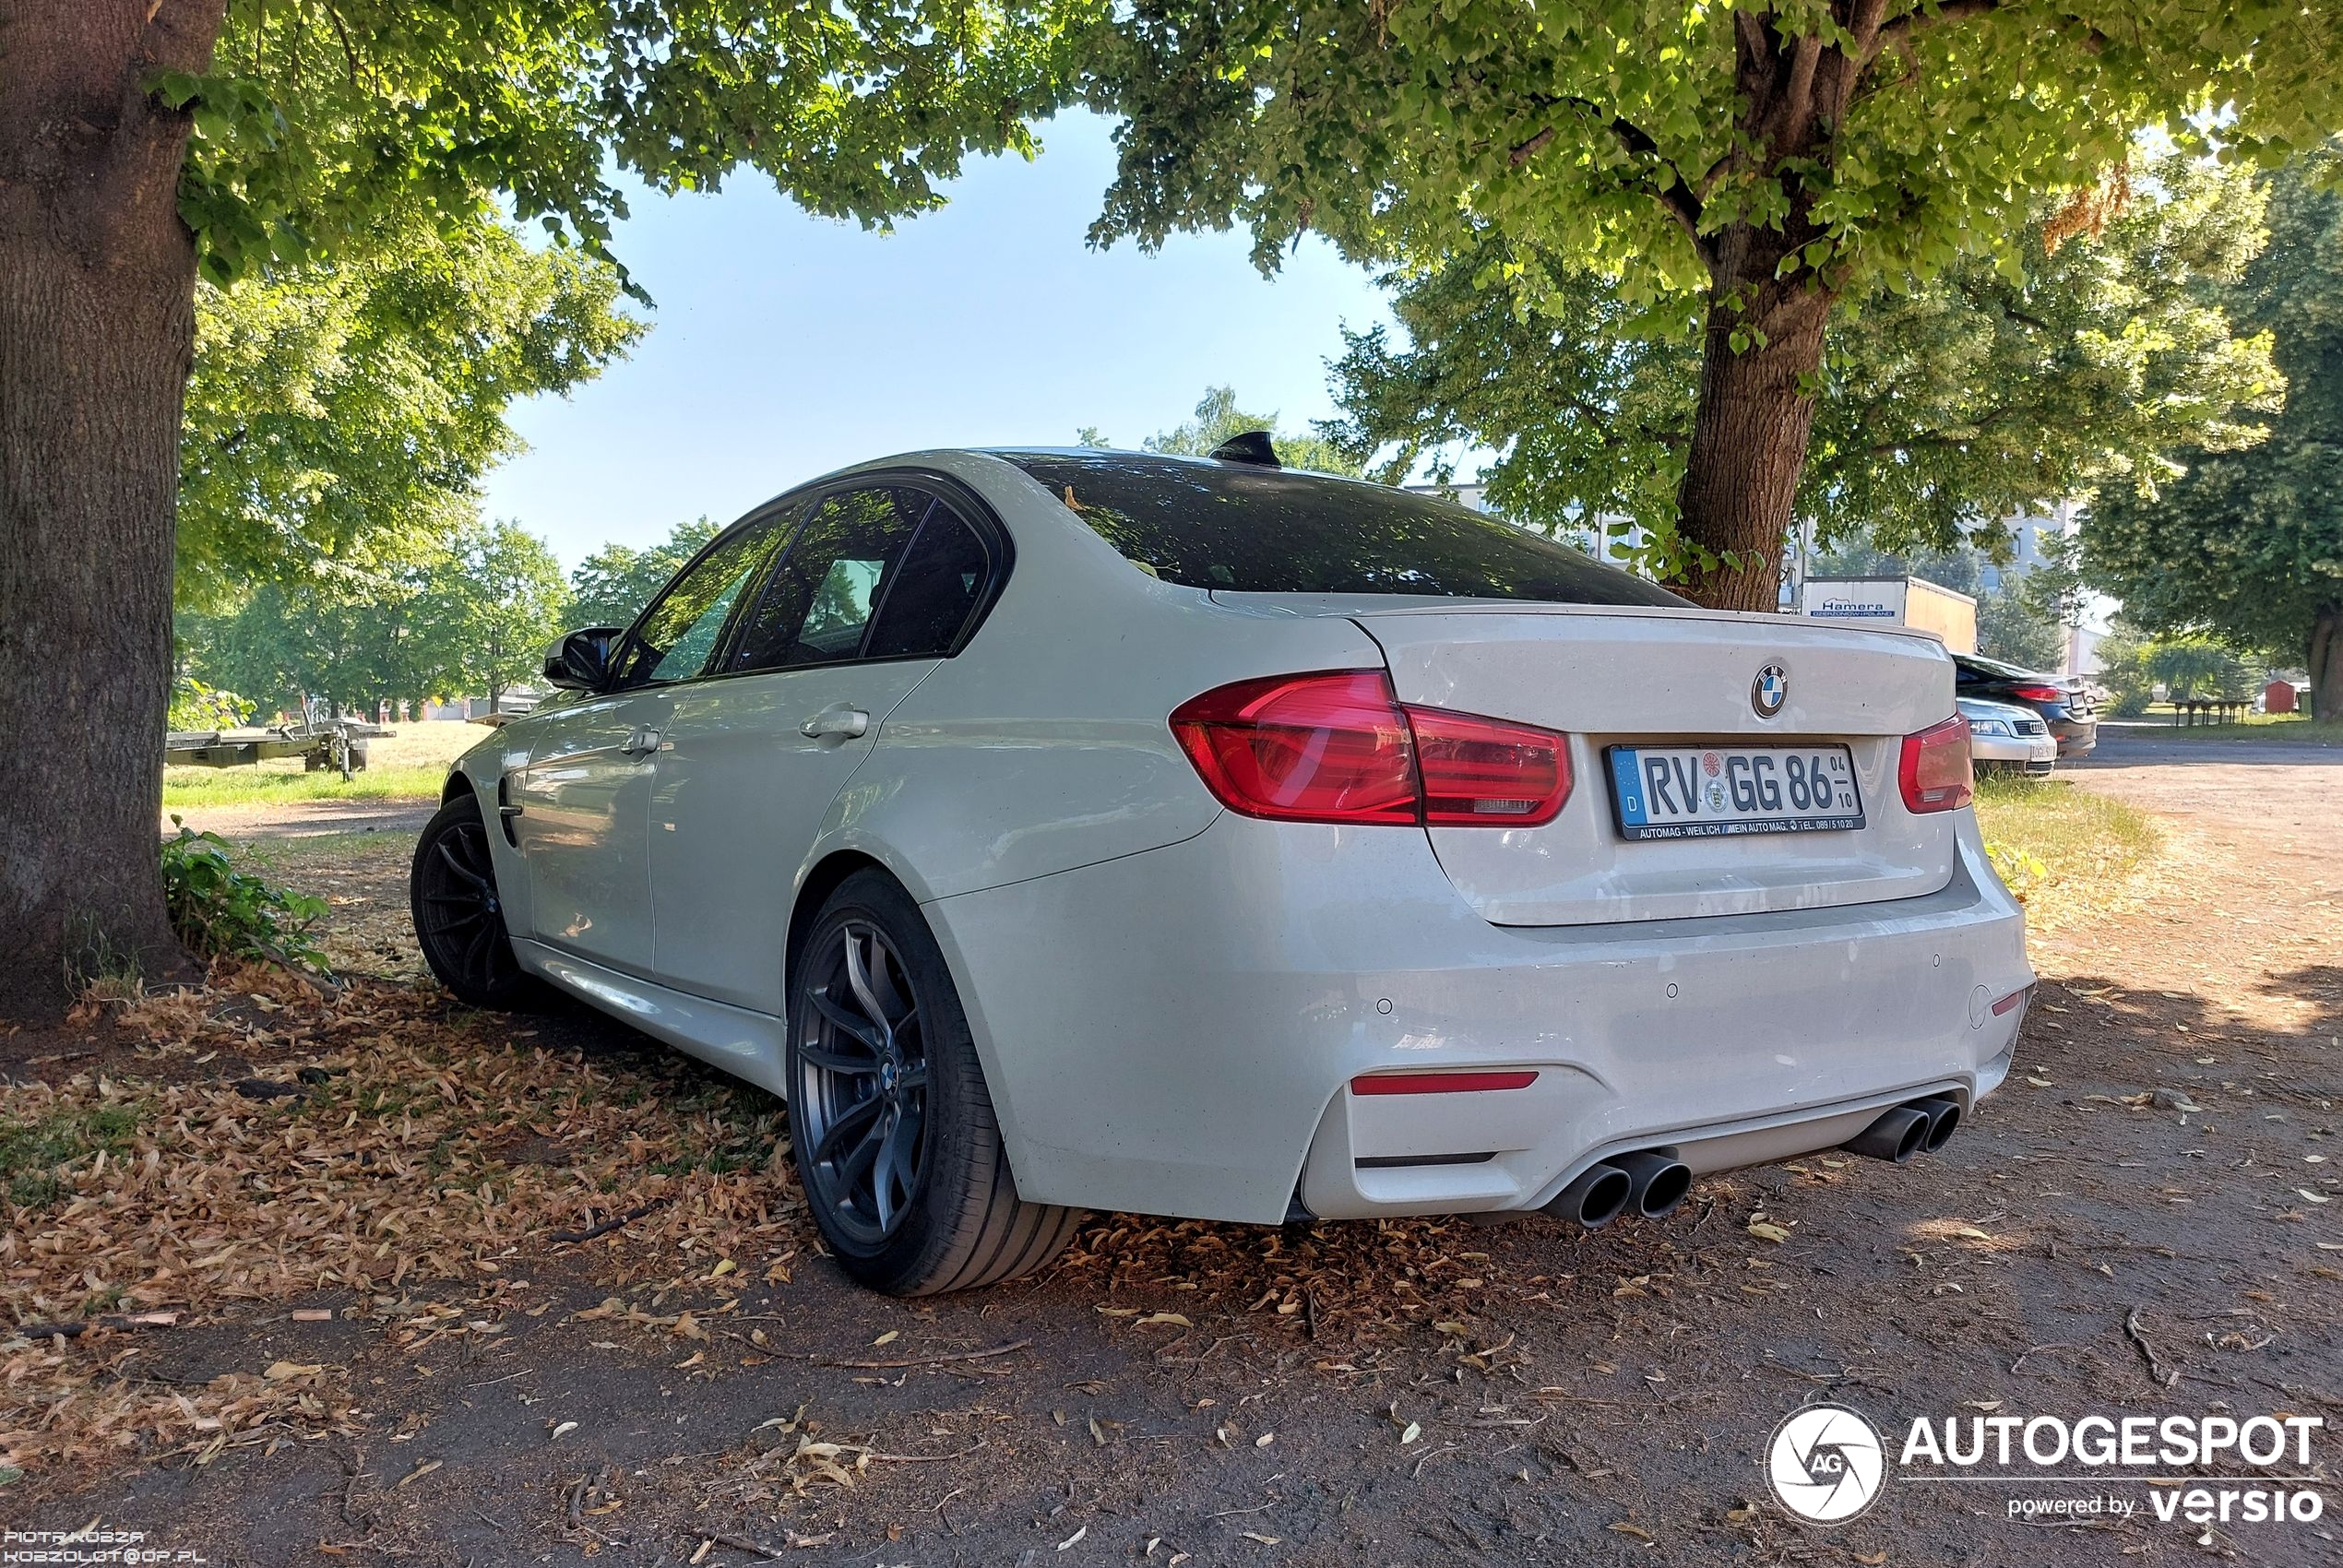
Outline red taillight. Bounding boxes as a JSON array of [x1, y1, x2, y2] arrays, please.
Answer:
[[1409, 707, 1572, 826], [2007, 683, 2065, 704], [1351, 1070, 1539, 1095], [1171, 671, 1420, 825], [1170, 671, 1571, 827], [1898, 714, 1974, 813]]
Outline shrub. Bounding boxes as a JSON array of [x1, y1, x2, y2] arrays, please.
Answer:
[[160, 818, 329, 972], [167, 676, 256, 731]]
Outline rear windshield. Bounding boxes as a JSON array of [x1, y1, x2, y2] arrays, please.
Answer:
[[991, 450, 1688, 607]]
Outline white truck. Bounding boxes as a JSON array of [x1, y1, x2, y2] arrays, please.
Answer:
[[1799, 576, 1978, 654]]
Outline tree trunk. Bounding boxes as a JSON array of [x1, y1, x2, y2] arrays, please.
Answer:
[[1675, 270, 1833, 611], [0, 1, 226, 1018], [2311, 604, 2342, 724], [1665, 6, 1883, 612]]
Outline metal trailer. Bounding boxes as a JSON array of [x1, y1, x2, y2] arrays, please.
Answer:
[[164, 719, 393, 781]]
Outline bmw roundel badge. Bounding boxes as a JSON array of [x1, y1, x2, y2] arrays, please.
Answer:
[[1753, 662, 1789, 718]]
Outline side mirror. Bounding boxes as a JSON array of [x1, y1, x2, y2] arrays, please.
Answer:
[[542, 627, 623, 692]]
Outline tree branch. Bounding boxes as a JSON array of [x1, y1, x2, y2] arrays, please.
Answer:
[[1506, 126, 1556, 167], [1514, 100, 1711, 263], [1871, 0, 2106, 64]]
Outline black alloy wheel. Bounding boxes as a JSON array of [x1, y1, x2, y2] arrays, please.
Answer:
[[792, 917, 931, 1246], [785, 871, 1081, 1295], [410, 792, 534, 1008]]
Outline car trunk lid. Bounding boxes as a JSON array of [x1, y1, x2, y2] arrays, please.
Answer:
[[1216, 597, 1962, 927]]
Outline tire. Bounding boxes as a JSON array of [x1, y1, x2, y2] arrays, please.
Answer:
[[409, 792, 536, 1009], [786, 870, 1081, 1296]]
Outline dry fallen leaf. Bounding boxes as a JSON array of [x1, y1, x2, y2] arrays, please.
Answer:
[[1746, 1222, 1791, 1244], [549, 1420, 578, 1441], [263, 1360, 324, 1382], [1609, 1522, 1655, 1543], [873, 1329, 899, 1346], [1135, 1312, 1194, 1328]]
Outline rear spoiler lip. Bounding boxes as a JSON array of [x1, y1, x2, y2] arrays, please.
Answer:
[[1205, 589, 1960, 648]]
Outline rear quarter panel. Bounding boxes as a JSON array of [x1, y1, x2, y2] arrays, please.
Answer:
[[829, 453, 1395, 902]]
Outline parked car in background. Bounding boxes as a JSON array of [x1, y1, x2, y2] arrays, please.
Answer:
[[410, 443, 2032, 1297], [1952, 653, 2098, 757], [1958, 696, 2055, 777]]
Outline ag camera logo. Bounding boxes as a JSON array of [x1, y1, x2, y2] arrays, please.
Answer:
[[1767, 1403, 1886, 1524]]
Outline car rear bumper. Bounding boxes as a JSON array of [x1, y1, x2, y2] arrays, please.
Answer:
[[1972, 732, 2057, 775], [2050, 716, 2098, 756], [922, 811, 2032, 1224]]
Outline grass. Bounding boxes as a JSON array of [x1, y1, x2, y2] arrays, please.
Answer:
[[0, 1104, 142, 1214], [161, 719, 482, 809], [1973, 773, 2161, 910], [2106, 708, 2340, 743]]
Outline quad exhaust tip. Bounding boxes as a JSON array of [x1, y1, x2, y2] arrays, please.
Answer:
[[1545, 1146, 1692, 1229], [1844, 1096, 1966, 1163], [1613, 1146, 1693, 1220], [1909, 1095, 1962, 1153], [1547, 1161, 1633, 1229]]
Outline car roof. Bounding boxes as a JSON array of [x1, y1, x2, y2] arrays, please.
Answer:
[[974, 445, 1397, 492]]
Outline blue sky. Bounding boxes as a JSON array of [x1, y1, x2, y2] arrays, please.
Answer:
[[479, 113, 1399, 571]]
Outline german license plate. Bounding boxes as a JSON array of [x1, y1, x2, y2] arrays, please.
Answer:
[[1606, 744, 1863, 839]]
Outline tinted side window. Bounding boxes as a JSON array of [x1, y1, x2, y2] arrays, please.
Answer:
[[729, 488, 930, 672], [865, 501, 992, 659], [617, 510, 794, 685]]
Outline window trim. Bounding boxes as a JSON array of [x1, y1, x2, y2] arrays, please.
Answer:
[[710, 469, 1015, 681]]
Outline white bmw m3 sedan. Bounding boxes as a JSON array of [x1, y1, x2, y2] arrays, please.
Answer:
[[411, 442, 2034, 1295]]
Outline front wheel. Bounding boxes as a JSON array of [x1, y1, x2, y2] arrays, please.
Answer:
[[787, 871, 1080, 1295], [410, 792, 535, 1008]]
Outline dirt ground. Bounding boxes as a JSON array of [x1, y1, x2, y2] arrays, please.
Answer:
[[12, 735, 2340, 1565]]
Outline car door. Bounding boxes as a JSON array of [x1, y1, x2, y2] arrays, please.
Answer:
[[648, 484, 1003, 1011], [509, 509, 794, 973]]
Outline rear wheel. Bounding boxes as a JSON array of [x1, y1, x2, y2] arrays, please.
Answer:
[[787, 871, 1079, 1295], [410, 793, 534, 1008]]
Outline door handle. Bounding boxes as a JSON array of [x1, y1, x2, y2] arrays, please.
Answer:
[[619, 726, 663, 757], [799, 708, 870, 739]]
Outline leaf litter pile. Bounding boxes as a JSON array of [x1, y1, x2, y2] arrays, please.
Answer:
[[1, 954, 1707, 1529], [2, 966, 802, 1479]]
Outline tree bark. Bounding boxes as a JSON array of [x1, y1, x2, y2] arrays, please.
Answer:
[[2311, 604, 2342, 724], [1676, 266, 1833, 611], [1669, 3, 1900, 611], [0, 1, 226, 1018]]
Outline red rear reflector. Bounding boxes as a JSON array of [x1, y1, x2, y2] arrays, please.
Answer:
[[1991, 985, 2032, 1016], [1898, 714, 1974, 814], [1350, 1070, 1539, 1096], [1171, 671, 1571, 827], [2007, 684, 2064, 703]]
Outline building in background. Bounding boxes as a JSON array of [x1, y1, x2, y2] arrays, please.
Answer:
[[1980, 499, 2118, 675]]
